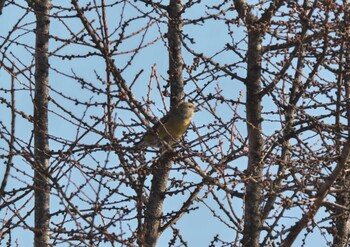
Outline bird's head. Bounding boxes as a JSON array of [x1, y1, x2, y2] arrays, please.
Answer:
[[176, 102, 198, 119]]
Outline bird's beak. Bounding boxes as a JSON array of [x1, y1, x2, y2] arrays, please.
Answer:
[[194, 106, 200, 112]]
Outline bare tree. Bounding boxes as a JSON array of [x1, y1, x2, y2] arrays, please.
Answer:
[[2, 0, 350, 246]]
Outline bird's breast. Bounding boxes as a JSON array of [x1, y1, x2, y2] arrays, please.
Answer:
[[160, 118, 191, 139]]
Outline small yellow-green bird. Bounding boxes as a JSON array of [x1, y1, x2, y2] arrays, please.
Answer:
[[135, 102, 198, 149]]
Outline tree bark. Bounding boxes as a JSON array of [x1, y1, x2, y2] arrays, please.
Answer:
[[332, 5, 350, 247], [144, 152, 175, 247], [242, 29, 263, 247], [33, 0, 51, 246], [143, 0, 184, 246], [168, 0, 184, 106]]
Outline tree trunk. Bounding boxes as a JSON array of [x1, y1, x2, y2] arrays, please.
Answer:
[[143, 0, 184, 246], [332, 5, 350, 247], [242, 29, 263, 247], [168, 0, 184, 106], [144, 152, 175, 247], [33, 0, 51, 246]]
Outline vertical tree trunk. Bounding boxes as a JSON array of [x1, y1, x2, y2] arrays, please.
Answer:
[[168, 0, 184, 106], [333, 190, 350, 247], [144, 152, 175, 247], [333, 4, 350, 247], [333, 5, 350, 247], [242, 29, 263, 247], [143, 0, 184, 246], [33, 0, 51, 246]]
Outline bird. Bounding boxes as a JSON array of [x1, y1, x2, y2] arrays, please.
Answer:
[[134, 102, 198, 149]]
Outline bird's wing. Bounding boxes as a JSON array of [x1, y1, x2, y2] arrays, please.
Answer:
[[147, 107, 175, 132], [133, 108, 173, 147]]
